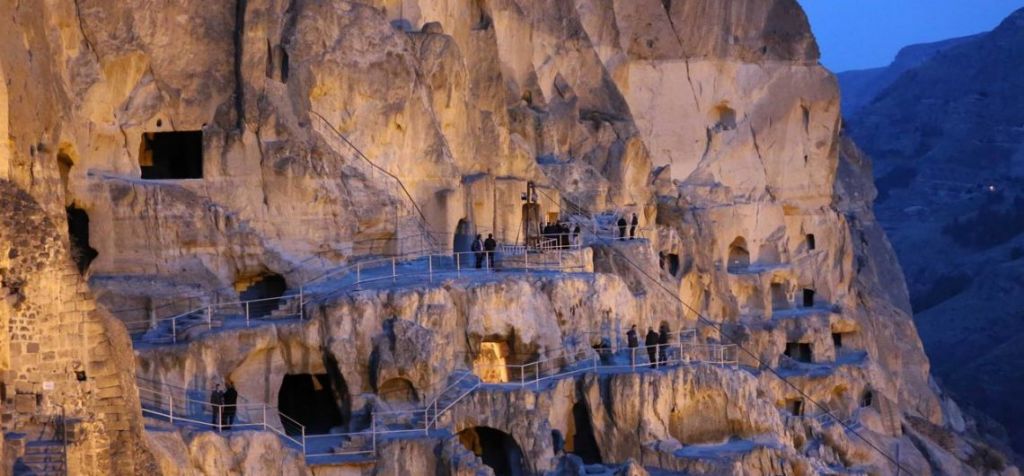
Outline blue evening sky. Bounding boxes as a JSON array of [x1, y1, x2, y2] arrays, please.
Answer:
[[797, 0, 1024, 72]]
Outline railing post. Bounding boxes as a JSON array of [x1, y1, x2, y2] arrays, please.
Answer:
[[171, 317, 177, 344], [298, 286, 305, 320], [456, 253, 461, 276], [392, 258, 397, 282], [356, 262, 361, 289], [169, 393, 174, 424], [263, 405, 267, 429], [371, 413, 377, 454], [428, 255, 433, 282], [206, 306, 213, 331], [245, 301, 250, 328], [519, 366, 524, 387]]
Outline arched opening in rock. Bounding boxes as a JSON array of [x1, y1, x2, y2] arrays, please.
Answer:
[[806, 233, 816, 251], [378, 377, 418, 405], [66, 206, 98, 274], [784, 342, 813, 363], [236, 273, 287, 318], [58, 152, 73, 204], [802, 288, 815, 307], [726, 237, 750, 273], [770, 282, 789, 310], [667, 253, 680, 276], [139, 131, 203, 179], [457, 426, 526, 476], [454, 218, 473, 254], [277, 374, 343, 435], [860, 389, 874, 408], [832, 332, 843, 349], [473, 341, 510, 383], [568, 401, 602, 464], [710, 104, 737, 131]]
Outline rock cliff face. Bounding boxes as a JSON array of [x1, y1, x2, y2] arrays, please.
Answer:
[[0, 0, 1016, 475], [844, 7, 1024, 461]]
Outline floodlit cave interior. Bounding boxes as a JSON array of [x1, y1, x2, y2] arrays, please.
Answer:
[[236, 273, 287, 317]]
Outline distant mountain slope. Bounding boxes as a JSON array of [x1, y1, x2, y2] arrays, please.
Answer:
[[843, 7, 1024, 459], [837, 34, 981, 116]]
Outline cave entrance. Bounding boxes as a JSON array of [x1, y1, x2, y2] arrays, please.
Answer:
[[278, 374, 343, 435], [236, 273, 287, 318], [832, 332, 843, 349], [66, 206, 98, 274], [378, 378, 419, 406], [806, 234, 816, 251], [139, 131, 204, 179], [726, 237, 750, 273], [771, 283, 789, 311], [454, 218, 473, 254], [802, 289, 815, 307], [473, 341, 510, 383], [568, 402, 602, 464], [784, 343, 813, 363], [786, 398, 805, 416], [457, 427, 526, 476]]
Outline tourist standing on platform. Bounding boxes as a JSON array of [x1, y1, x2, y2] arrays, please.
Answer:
[[210, 383, 225, 429], [627, 325, 639, 365], [630, 213, 639, 239], [223, 382, 238, 430], [572, 224, 581, 247], [658, 323, 670, 366], [472, 234, 484, 269], [484, 234, 497, 268], [645, 327, 658, 367], [617, 216, 628, 239]]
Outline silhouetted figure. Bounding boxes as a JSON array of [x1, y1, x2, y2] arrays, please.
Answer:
[[617, 216, 628, 239], [658, 324, 670, 366], [559, 223, 570, 248], [210, 383, 225, 429], [223, 382, 238, 430], [472, 234, 484, 269], [484, 234, 497, 268], [645, 327, 658, 367], [630, 213, 639, 239], [572, 224, 581, 247], [627, 325, 639, 366]]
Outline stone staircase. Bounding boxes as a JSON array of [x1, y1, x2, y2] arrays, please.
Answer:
[[13, 440, 66, 476]]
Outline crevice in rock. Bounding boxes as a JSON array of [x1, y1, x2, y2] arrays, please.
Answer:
[[684, 59, 701, 112], [749, 124, 776, 201], [233, 0, 248, 130], [72, 0, 100, 64]]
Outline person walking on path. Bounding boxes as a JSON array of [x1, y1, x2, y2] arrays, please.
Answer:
[[210, 383, 225, 429], [484, 234, 497, 269], [627, 325, 639, 366], [472, 234, 484, 269], [658, 323, 670, 366], [617, 216, 628, 240], [645, 327, 658, 367], [222, 382, 238, 431], [630, 213, 639, 239]]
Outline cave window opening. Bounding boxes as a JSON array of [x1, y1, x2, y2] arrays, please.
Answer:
[[236, 273, 287, 317], [139, 131, 204, 179], [569, 402, 602, 464], [66, 206, 98, 274], [457, 427, 526, 476], [787, 398, 805, 416], [802, 289, 815, 307], [832, 332, 843, 349], [806, 233, 816, 251], [784, 342, 813, 363], [771, 283, 789, 311], [710, 104, 737, 131], [860, 390, 874, 408], [278, 374, 343, 435], [378, 378, 419, 406], [667, 253, 680, 276], [454, 218, 473, 254], [727, 237, 750, 273]]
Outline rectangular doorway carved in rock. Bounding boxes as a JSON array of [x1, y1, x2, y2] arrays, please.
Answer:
[[139, 131, 203, 179]]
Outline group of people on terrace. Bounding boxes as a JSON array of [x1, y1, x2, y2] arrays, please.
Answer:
[[617, 213, 640, 240], [540, 221, 582, 248], [209, 381, 239, 430]]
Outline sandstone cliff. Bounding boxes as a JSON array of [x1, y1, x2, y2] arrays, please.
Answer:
[[0, 0, 1016, 475]]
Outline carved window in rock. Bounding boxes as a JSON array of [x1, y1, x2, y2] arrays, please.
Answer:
[[378, 378, 419, 405], [66, 206, 97, 274], [784, 342, 813, 363], [474, 341, 510, 383], [806, 234, 816, 251], [727, 237, 750, 273], [860, 389, 874, 408], [802, 289, 815, 307], [786, 398, 805, 416], [139, 131, 203, 179]]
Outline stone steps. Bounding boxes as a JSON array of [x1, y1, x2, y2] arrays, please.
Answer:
[[14, 441, 67, 476]]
